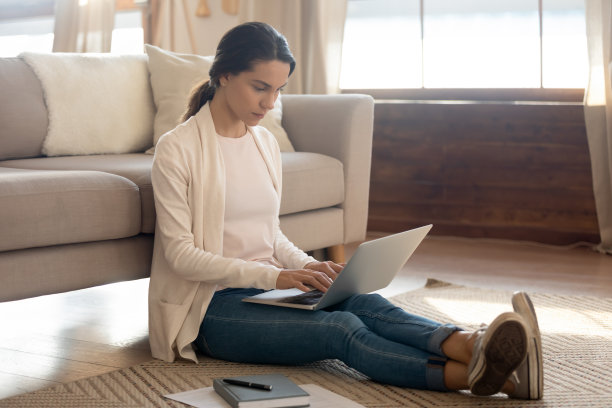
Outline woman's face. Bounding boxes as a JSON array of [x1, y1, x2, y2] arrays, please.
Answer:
[[220, 60, 291, 127]]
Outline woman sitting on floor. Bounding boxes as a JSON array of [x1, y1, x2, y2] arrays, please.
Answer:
[[148, 21, 543, 400]]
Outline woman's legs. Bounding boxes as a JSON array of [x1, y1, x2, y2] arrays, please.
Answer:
[[328, 293, 509, 392], [195, 289, 460, 391], [327, 293, 459, 356]]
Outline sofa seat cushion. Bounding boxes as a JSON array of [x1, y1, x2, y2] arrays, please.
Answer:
[[0, 167, 141, 252], [280, 152, 344, 215], [0, 151, 344, 233], [0, 154, 155, 233]]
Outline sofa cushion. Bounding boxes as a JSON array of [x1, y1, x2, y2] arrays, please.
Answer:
[[280, 207, 343, 252], [0, 167, 141, 252], [279, 152, 344, 215], [0, 154, 155, 233], [0, 151, 344, 233], [20, 53, 156, 156], [0, 58, 47, 160]]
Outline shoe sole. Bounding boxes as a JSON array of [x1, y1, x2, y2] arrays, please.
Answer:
[[471, 318, 528, 396], [513, 293, 544, 399]]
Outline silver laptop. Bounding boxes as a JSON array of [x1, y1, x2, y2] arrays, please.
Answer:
[[242, 224, 432, 310]]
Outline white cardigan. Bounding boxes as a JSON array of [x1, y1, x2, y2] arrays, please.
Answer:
[[149, 103, 315, 363]]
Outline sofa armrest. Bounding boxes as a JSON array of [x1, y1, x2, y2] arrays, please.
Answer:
[[281, 94, 374, 244]]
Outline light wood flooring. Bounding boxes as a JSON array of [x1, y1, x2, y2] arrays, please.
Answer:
[[1, 234, 611, 400]]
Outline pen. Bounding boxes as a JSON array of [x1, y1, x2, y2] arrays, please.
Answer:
[[222, 378, 273, 391]]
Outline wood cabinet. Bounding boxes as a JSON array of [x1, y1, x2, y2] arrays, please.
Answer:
[[367, 101, 599, 245]]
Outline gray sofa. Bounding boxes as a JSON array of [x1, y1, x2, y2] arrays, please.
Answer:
[[0, 55, 374, 302]]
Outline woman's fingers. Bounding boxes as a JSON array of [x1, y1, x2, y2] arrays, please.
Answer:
[[302, 270, 332, 292], [304, 261, 344, 280], [276, 269, 333, 292], [329, 261, 344, 273]]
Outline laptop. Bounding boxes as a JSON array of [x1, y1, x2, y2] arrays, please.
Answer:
[[242, 224, 432, 310]]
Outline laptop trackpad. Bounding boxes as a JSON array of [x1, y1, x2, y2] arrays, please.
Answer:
[[278, 289, 324, 305]]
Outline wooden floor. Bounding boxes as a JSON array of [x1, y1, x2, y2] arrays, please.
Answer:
[[1, 234, 611, 400]]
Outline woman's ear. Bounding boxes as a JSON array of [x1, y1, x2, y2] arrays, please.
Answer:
[[219, 73, 232, 87]]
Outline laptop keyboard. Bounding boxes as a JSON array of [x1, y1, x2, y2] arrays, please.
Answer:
[[278, 289, 324, 305]]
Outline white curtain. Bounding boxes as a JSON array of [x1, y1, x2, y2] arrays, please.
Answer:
[[53, 0, 115, 53], [584, 0, 612, 254], [240, 0, 347, 94]]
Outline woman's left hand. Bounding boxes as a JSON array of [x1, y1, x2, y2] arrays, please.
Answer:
[[303, 260, 344, 282]]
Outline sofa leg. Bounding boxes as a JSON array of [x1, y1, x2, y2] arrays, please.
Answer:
[[327, 244, 345, 264]]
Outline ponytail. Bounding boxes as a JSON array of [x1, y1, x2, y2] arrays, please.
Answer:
[[182, 79, 216, 122]]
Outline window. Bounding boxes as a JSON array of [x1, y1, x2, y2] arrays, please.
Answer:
[[0, 15, 55, 57], [111, 9, 144, 54], [340, 0, 587, 90], [0, 1, 145, 57]]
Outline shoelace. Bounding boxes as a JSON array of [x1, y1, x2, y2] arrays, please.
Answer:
[[510, 371, 520, 385], [468, 323, 488, 344]]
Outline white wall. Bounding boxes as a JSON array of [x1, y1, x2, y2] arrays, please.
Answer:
[[156, 0, 240, 56]]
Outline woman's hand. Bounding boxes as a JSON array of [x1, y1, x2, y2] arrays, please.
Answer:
[[304, 260, 344, 281], [275, 261, 345, 293]]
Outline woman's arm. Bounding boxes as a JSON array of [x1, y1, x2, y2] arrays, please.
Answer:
[[272, 221, 342, 291], [272, 220, 316, 269]]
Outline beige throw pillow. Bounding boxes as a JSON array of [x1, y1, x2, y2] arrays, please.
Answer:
[[145, 44, 294, 154]]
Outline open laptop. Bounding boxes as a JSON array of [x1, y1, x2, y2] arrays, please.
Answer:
[[242, 224, 432, 310]]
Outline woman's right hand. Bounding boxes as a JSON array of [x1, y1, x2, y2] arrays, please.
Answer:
[[276, 268, 333, 293]]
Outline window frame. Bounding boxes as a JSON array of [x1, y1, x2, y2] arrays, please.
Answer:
[[341, 0, 586, 102], [342, 88, 584, 103]]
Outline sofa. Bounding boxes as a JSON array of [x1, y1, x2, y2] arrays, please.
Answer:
[[0, 52, 374, 302]]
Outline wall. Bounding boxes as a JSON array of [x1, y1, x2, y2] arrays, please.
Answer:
[[367, 101, 600, 245], [154, 0, 239, 55]]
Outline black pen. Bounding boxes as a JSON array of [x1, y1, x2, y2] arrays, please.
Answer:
[[222, 378, 273, 391]]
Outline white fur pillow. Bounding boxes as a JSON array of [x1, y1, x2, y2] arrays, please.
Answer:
[[20, 52, 155, 156], [145, 44, 294, 153]]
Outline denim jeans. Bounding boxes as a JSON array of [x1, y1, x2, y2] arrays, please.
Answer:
[[194, 288, 460, 391]]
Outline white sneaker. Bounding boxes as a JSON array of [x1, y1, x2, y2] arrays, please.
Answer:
[[467, 312, 528, 396], [509, 292, 543, 400]]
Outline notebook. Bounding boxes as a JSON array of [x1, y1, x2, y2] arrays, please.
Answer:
[[243, 224, 432, 310], [213, 374, 309, 408]]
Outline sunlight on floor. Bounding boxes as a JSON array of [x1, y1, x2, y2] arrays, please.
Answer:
[[423, 297, 511, 326], [423, 296, 612, 337]]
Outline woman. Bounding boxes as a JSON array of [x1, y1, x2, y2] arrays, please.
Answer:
[[149, 22, 542, 399]]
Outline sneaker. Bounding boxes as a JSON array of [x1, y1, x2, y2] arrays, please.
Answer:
[[509, 292, 543, 399], [467, 312, 528, 396]]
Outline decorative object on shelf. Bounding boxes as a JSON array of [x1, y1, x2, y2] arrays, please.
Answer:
[[196, 0, 211, 17], [222, 0, 239, 15]]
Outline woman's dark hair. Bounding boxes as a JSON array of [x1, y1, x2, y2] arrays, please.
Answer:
[[182, 22, 296, 122]]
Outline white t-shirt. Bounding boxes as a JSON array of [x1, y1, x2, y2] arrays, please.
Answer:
[[217, 131, 281, 267]]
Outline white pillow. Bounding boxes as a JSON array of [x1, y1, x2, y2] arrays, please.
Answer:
[[20, 52, 155, 156], [145, 44, 294, 153]]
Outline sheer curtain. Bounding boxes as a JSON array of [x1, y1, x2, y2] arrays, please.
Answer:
[[53, 0, 115, 53], [584, 0, 612, 254], [240, 0, 347, 94]]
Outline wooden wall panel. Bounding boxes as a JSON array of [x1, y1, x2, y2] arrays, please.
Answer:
[[367, 102, 600, 245]]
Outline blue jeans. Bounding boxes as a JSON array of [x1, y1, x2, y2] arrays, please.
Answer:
[[194, 288, 459, 391]]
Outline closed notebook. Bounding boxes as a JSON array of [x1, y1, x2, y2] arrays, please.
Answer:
[[212, 374, 309, 408]]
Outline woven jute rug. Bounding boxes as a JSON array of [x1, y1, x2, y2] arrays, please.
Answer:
[[2, 279, 611, 407]]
